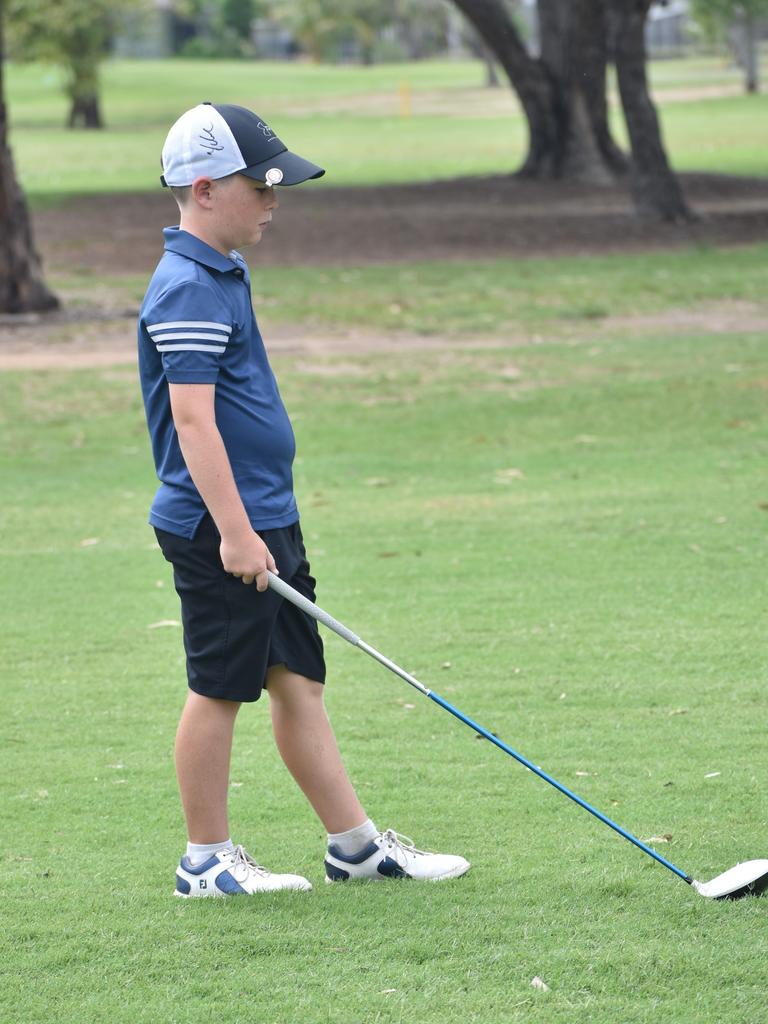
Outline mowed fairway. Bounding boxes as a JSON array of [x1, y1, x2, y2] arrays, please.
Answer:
[[6, 54, 768, 201], [2, 309, 767, 1022], [3, 42, 768, 1024]]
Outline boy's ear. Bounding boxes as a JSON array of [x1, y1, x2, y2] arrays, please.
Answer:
[[190, 177, 215, 208]]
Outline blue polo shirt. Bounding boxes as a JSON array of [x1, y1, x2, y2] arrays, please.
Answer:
[[138, 227, 298, 539]]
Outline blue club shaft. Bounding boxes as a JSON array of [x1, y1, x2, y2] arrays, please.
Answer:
[[426, 689, 692, 884], [266, 571, 693, 885]]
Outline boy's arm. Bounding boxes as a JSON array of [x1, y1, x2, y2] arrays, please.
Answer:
[[169, 383, 277, 590]]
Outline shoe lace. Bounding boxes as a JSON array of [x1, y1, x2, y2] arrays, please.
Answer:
[[228, 844, 270, 881], [381, 829, 431, 867]]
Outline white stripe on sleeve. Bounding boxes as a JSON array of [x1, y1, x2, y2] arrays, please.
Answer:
[[147, 320, 232, 334], [156, 344, 227, 353], [150, 331, 231, 343]]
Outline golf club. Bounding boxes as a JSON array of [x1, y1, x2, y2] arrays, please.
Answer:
[[267, 571, 768, 900]]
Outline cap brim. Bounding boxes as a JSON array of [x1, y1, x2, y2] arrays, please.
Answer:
[[240, 149, 325, 186]]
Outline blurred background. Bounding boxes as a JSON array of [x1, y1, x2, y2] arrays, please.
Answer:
[[1, 0, 766, 322]]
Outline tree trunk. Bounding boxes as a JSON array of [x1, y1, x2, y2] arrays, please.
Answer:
[[481, 43, 501, 87], [571, 0, 629, 176], [538, 0, 628, 182], [737, 8, 760, 93], [0, 11, 59, 314], [452, 0, 561, 177], [68, 93, 103, 129], [452, 0, 627, 180], [65, 51, 104, 129], [606, 0, 693, 222]]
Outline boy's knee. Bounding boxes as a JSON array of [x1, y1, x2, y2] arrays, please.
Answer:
[[184, 690, 242, 715], [266, 666, 324, 706]]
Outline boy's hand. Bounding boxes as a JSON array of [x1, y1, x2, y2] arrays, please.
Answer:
[[220, 530, 278, 591]]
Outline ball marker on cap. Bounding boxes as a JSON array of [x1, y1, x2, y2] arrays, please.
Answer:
[[160, 103, 325, 188]]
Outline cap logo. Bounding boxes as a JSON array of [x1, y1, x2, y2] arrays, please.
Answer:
[[256, 120, 277, 141], [199, 123, 224, 155]]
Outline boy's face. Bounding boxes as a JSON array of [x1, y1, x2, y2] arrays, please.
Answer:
[[202, 173, 280, 251]]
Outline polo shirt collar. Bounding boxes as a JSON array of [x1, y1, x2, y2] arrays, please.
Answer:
[[163, 227, 238, 273]]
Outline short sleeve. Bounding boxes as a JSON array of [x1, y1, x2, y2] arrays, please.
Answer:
[[142, 283, 234, 384]]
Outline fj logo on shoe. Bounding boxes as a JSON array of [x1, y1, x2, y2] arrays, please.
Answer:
[[199, 879, 207, 889]]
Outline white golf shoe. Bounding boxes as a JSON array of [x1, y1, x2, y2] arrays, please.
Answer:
[[174, 844, 312, 897], [324, 829, 470, 883]]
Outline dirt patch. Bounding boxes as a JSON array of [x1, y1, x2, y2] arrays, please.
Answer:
[[31, 172, 768, 275], [0, 317, 527, 371], [2, 171, 766, 370], [285, 82, 741, 118], [1, 298, 764, 371], [601, 300, 768, 336]]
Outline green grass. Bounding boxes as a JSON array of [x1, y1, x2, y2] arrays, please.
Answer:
[[49, 243, 768, 337], [249, 244, 768, 334], [610, 94, 768, 177], [5, 56, 767, 200], [2, 293, 768, 1021], [5, 56, 493, 126]]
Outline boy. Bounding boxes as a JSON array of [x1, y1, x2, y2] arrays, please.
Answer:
[[138, 102, 470, 897]]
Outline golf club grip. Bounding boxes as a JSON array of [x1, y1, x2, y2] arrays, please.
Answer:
[[267, 571, 360, 646]]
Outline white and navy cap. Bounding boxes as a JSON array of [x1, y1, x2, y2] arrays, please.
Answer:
[[160, 102, 325, 188]]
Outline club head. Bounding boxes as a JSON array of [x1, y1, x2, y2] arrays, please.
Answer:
[[691, 859, 768, 900]]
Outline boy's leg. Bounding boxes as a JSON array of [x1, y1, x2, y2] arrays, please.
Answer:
[[266, 665, 368, 833], [157, 519, 314, 894], [266, 664, 471, 883], [173, 689, 313, 895], [175, 691, 241, 843]]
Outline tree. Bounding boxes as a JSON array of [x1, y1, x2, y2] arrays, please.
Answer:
[[607, 0, 691, 221], [452, 0, 691, 221], [7, 0, 143, 128], [389, 0, 452, 60], [172, 0, 268, 58], [538, 0, 629, 181], [274, 0, 395, 63], [0, 0, 58, 313], [451, 0, 628, 182], [221, 0, 258, 38], [693, 0, 767, 92]]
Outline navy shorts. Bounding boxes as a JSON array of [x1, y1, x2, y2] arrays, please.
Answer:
[[154, 514, 326, 703]]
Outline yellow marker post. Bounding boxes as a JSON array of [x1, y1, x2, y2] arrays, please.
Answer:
[[399, 80, 412, 119]]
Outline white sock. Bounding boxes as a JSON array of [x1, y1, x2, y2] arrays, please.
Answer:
[[186, 838, 234, 867], [327, 818, 378, 856]]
